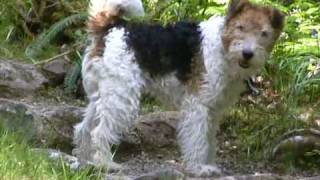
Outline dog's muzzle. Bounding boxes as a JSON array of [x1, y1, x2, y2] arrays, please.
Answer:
[[239, 49, 254, 69], [239, 61, 250, 69]]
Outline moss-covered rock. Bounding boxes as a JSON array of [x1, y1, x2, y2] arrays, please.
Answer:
[[0, 98, 82, 151]]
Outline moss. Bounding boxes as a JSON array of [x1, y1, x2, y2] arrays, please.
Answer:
[[0, 104, 36, 142]]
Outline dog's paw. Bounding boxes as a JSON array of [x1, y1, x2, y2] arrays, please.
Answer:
[[104, 161, 123, 172], [94, 160, 123, 172], [184, 164, 221, 177], [92, 153, 122, 172]]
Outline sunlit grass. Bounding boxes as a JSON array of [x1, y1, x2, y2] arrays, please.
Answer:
[[0, 126, 101, 180]]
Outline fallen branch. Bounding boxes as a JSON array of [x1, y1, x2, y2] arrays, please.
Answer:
[[35, 50, 73, 65]]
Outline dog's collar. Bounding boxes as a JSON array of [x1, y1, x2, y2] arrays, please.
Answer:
[[244, 77, 260, 96]]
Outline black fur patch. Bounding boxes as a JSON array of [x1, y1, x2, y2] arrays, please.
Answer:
[[123, 21, 202, 82]]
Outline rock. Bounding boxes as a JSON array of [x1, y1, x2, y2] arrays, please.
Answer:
[[105, 175, 132, 180], [42, 58, 72, 86], [33, 102, 83, 150], [0, 98, 180, 151], [135, 169, 184, 180], [116, 150, 180, 178], [213, 174, 295, 180], [0, 99, 37, 141], [272, 129, 320, 161], [302, 177, 320, 180], [0, 98, 83, 151], [134, 111, 181, 147], [0, 59, 48, 98], [30, 147, 311, 180], [32, 148, 93, 170]]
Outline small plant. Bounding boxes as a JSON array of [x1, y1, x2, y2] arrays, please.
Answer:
[[64, 51, 83, 94]]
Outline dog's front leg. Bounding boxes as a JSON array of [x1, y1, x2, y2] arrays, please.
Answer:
[[177, 95, 221, 177]]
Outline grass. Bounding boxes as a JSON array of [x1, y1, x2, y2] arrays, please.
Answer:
[[218, 101, 320, 175], [0, 126, 102, 180]]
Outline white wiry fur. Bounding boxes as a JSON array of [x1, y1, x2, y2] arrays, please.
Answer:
[[73, 28, 145, 168], [176, 16, 254, 177], [74, 1, 269, 177]]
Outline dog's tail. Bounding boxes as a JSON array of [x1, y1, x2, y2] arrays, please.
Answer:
[[87, 0, 144, 58], [88, 0, 144, 36]]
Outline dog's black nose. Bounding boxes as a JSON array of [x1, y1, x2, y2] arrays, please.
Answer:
[[242, 50, 254, 60]]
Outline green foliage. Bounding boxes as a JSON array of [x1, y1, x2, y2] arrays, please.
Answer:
[[64, 52, 83, 93], [0, 1, 27, 59], [0, 0, 89, 60], [0, 124, 101, 180], [142, 0, 227, 23], [25, 13, 87, 62], [263, 0, 320, 104]]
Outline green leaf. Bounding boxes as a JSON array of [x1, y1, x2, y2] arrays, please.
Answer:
[[25, 13, 88, 61]]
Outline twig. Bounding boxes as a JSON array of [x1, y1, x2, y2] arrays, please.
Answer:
[[6, 27, 14, 41], [21, 21, 35, 38], [35, 50, 73, 65]]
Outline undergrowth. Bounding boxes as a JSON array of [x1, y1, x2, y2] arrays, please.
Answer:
[[0, 124, 101, 180]]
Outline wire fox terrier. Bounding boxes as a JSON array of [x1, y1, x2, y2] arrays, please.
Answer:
[[73, 0, 285, 177]]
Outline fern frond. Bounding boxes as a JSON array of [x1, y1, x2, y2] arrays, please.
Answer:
[[25, 13, 88, 61], [64, 62, 82, 93], [64, 51, 83, 93]]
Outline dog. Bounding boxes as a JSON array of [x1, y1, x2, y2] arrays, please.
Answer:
[[73, 0, 285, 177]]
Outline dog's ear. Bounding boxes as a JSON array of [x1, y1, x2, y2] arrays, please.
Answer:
[[226, 0, 250, 20], [270, 8, 285, 31]]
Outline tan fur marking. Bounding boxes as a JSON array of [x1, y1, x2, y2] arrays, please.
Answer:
[[222, 3, 284, 53], [87, 6, 122, 59], [184, 54, 206, 93]]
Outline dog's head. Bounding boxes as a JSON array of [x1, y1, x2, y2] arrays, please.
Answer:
[[222, 0, 285, 74]]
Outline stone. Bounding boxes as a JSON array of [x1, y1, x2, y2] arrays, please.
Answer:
[[213, 174, 295, 180], [0, 98, 83, 151], [0, 99, 37, 141], [42, 58, 72, 86], [0, 98, 181, 151], [134, 111, 181, 147], [105, 175, 132, 180], [0, 59, 48, 98], [32, 148, 92, 170], [135, 169, 184, 180], [272, 129, 320, 162]]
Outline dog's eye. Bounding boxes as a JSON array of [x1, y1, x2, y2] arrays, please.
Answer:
[[237, 25, 244, 31], [261, 31, 269, 38]]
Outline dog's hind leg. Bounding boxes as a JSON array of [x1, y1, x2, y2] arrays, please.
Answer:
[[73, 57, 101, 166], [90, 29, 145, 168], [73, 102, 96, 163], [90, 70, 144, 169], [177, 95, 221, 177]]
